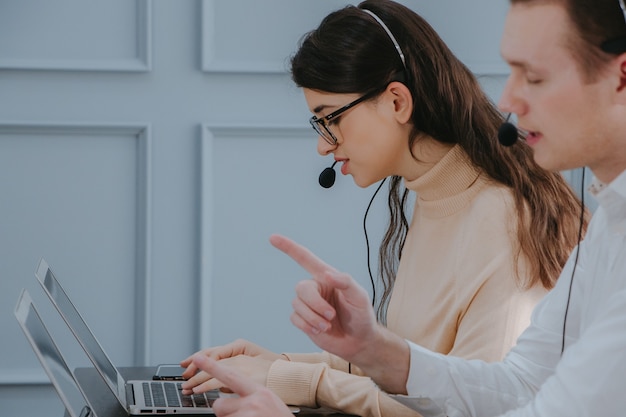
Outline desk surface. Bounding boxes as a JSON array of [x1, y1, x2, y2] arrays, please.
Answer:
[[71, 366, 354, 417]]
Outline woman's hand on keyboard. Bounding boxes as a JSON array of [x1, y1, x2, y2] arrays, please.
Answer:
[[180, 339, 281, 381], [188, 354, 293, 417], [181, 355, 273, 395]]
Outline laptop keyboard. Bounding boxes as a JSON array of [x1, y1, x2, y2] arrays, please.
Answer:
[[142, 381, 218, 408]]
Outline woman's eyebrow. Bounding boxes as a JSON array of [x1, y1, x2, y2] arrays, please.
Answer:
[[312, 104, 331, 114]]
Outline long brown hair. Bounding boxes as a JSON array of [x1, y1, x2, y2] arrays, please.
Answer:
[[291, 0, 588, 322]]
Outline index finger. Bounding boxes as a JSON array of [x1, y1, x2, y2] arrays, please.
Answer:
[[191, 355, 257, 397], [269, 234, 335, 276]]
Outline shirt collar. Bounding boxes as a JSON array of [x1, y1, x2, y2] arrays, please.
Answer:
[[591, 169, 626, 234]]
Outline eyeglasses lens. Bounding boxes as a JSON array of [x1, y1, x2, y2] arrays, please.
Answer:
[[310, 119, 337, 145]]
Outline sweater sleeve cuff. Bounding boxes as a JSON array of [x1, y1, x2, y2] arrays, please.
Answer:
[[266, 360, 325, 408], [281, 351, 331, 365]]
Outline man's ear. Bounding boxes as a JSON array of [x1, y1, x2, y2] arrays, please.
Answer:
[[386, 81, 413, 124]]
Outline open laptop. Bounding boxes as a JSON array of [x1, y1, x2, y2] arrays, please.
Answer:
[[14, 289, 94, 417], [34, 259, 300, 415], [34, 259, 220, 415]]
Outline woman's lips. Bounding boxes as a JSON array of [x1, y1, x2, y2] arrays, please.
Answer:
[[525, 131, 541, 146], [340, 160, 349, 175], [518, 126, 540, 146]]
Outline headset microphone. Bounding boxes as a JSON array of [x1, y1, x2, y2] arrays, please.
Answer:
[[319, 161, 337, 188], [498, 113, 519, 147]]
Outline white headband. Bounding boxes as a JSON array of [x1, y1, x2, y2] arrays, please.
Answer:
[[362, 8, 407, 70]]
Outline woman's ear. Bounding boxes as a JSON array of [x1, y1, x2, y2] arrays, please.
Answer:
[[386, 81, 413, 124]]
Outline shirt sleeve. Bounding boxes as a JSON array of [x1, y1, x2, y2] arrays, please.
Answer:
[[499, 286, 626, 416], [390, 248, 587, 417], [391, 211, 626, 417]]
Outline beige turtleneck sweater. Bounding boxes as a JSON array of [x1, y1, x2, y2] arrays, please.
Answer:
[[266, 145, 547, 417]]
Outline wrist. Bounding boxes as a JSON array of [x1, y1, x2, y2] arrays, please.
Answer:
[[350, 325, 410, 395]]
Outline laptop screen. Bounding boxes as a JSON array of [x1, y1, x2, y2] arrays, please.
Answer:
[[35, 259, 126, 408], [14, 290, 93, 417]]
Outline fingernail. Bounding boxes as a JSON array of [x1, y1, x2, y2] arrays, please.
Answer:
[[324, 311, 333, 320]]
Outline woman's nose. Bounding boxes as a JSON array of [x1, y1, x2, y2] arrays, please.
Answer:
[[317, 136, 337, 156]]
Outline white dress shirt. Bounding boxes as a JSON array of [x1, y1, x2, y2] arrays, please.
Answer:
[[391, 169, 626, 417]]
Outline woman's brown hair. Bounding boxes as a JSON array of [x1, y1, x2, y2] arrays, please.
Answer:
[[291, 0, 588, 322]]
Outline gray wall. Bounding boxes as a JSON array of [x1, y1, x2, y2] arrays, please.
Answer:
[[0, 1, 585, 416]]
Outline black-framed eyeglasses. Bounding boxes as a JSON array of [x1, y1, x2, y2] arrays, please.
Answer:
[[309, 89, 379, 145]]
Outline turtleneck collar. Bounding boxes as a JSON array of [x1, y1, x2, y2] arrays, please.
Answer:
[[403, 145, 485, 218]]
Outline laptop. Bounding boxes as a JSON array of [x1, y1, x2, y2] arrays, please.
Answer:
[[34, 259, 220, 415], [14, 289, 94, 417]]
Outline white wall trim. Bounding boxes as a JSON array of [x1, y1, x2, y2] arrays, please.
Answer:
[[134, 124, 153, 365], [467, 62, 510, 76], [201, 0, 287, 74], [199, 126, 214, 349], [197, 124, 310, 350], [202, 124, 311, 139], [200, 0, 508, 76], [0, 0, 152, 72], [0, 121, 153, 367], [0, 370, 50, 386]]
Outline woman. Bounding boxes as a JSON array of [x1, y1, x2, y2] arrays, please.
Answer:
[[181, 1, 587, 416]]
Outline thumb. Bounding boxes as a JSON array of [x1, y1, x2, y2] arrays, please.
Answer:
[[321, 269, 371, 308]]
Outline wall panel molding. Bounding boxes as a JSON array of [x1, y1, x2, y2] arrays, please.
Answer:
[[201, 0, 351, 74], [0, 122, 153, 382], [0, 0, 152, 72], [200, 0, 509, 76], [201, 0, 278, 73], [0, 370, 49, 386], [201, 0, 283, 73], [197, 124, 309, 349]]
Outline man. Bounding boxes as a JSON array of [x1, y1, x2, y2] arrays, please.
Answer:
[[192, 1, 626, 415]]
